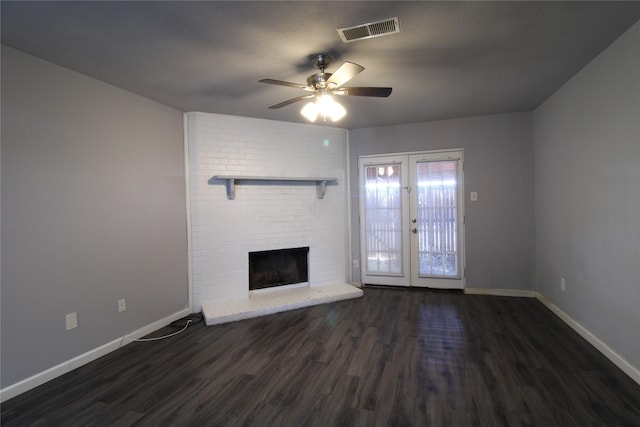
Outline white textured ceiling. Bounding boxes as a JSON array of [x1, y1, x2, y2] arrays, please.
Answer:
[[2, 1, 639, 129]]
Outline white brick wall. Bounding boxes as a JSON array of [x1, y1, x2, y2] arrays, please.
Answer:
[[186, 112, 350, 311]]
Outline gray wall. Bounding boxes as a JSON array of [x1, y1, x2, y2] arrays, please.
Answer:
[[1, 46, 189, 387], [349, 112, 534, 290], [533, 22, 640, 370]]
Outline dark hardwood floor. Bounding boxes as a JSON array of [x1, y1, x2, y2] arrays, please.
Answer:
[[2, 287, 640, 426]]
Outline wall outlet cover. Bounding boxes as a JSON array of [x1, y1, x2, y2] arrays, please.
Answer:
[[65, 312, 78, 330]]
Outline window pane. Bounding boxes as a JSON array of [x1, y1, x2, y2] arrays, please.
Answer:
[[416, 160, 459, 277], [363, 164, 403, 274]]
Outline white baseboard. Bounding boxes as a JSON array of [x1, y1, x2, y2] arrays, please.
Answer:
[[0, 307, 192, 403], [536, 292, 640, 386], [464, 287, 537, 298]]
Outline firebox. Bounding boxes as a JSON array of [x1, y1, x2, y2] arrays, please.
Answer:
[[248, 247, 309, 291]]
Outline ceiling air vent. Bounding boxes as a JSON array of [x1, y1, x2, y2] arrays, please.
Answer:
[[337, 17, 400, 43]]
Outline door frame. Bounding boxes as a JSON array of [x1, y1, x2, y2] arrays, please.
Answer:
[[358, 154, 411, 286], [409, 151, 465, 289], [358, 149, 466, 289]]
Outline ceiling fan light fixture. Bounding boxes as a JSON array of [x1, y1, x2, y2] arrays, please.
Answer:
[[316, 93, 337, 114], [301, 94, 346, 123]]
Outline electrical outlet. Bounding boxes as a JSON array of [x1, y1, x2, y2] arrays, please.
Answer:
[[66, 312, 78, 330], [470, 191, 478, 201], [118, 298, 126, 312], [560, 277, 566, 291]]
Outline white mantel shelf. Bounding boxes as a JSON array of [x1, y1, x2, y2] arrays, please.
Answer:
[[211, 175, 338, 200]]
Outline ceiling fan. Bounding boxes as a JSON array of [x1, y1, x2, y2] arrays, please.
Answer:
[[259, 54, 392, 121]]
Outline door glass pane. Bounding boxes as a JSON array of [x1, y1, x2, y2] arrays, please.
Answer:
[[363, 164, 403, 274], [416, 160, 459, 277]]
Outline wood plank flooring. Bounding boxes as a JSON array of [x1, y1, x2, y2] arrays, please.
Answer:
[[2, 287, 640, 426]]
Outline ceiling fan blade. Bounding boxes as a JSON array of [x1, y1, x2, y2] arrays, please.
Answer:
[[259, 79, 313, 91], [337, 87, 393, 97], [326, 62, 364, 88], [268, 94, 315, 109]]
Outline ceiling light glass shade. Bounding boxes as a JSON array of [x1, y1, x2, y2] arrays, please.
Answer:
[[300, 94, 346, 122], [328, 100, 346, 122], [300, 102, 318, 122]]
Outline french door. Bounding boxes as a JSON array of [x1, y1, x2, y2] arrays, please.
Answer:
[[359, 150, 465, 289]]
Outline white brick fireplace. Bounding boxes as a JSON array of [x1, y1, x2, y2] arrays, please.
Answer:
[[185, 112, 362, 324]]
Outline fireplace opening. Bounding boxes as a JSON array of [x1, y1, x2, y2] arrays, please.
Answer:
[[249, 247, 309, 291]]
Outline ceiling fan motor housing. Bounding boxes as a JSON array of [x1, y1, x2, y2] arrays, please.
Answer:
[[307, 73, 333, 89]]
